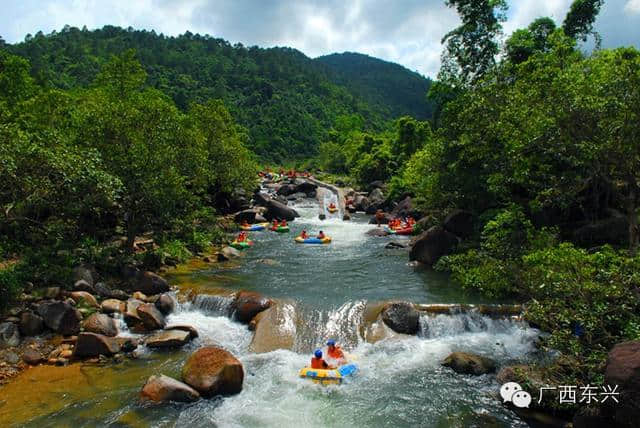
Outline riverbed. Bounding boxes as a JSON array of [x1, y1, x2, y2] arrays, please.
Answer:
[[0, 198, 541, 427]]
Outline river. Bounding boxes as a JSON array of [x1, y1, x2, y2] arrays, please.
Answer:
[[0, 197, 541, 427]]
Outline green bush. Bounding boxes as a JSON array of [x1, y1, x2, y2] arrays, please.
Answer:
[[0, 264, 24, 312]]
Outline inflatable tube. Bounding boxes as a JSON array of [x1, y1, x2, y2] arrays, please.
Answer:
[[299, 364, 358, 385], [240, 222, 269, 231], [295, 236, 332, 244], [271, 226, 290, 233], [230, 240, 253, 250], [327, 207, 338, 213], [394, 227, 414, 236]]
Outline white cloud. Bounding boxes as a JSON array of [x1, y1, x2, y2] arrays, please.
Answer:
[[625, 0, 640, 13], [1, 0, 639, 78]]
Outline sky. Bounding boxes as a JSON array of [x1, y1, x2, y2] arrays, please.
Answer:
[[1, 0, 639, 78]]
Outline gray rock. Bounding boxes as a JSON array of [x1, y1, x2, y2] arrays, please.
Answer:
[[155, 293, 176, 315], [137, 303, 166, 331], [37, 301, 82, 335], [409, 226, 458, 266], [442, 352, 496, 375], [133, 271, 170, 295], [82, 313, 118, 337], [218, 246, 241, 261], [74, 332, 121, 357], [0, 322, 20, 347], [18, 312, 44, 336], [145, 329, 192, 348], [73, 279, 94, 293], [23, 348, 44, 365], [141, 374, 200, 403], [381, 302, 420, 335]]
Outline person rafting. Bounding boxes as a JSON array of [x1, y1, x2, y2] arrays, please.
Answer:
[[241, 219, 250, 228], [311, 349, 333, 369], [328, 202, 336, 209], [326, 339, 346, 365], [299, 230, 309, 239], [317, 230, 326, 239], [407, 216, 415, 226], [236, 231, 247, 242], [281, 220, 287, 227], [272, 219, 279, 229]]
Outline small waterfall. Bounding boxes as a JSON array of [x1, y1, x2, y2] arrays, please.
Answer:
[[293, 300, 366, 353], [190, 294, 234, 317]]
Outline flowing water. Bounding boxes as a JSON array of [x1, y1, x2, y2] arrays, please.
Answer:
[[0, 197, 542, 427]]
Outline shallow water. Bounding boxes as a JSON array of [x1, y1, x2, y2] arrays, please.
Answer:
[[0, 197, 540, 427]]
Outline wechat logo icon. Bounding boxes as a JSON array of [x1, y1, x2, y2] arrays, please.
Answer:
[[500, 382, 532, 408]]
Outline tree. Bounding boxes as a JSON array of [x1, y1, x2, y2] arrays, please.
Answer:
[[563, 0, 604, 42], [440, 0, 508, 86], [505, 17, 556, 64]]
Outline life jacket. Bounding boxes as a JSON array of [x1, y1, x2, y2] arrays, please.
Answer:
[[311, 357, 326, 369], [327, 346, 344, 360]]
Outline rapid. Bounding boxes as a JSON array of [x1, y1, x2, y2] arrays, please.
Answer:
[[0, 197, 542, 427]]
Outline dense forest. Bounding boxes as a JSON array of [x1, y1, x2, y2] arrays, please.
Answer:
[[317, 52, 434, 120], [316, 0, 640, 419], [5, 26, 434, 161], [2, 0, 640, 423]]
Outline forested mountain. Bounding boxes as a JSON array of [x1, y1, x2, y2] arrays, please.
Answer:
[[316, 52, 434, 120], [5, 26, 432, 160]]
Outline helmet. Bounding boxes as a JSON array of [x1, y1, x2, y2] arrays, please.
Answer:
[[314, 349, 322, 358], [327, 339, 336, 346]]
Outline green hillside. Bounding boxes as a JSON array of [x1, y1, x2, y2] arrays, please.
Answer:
[[6, 26, 433, 160], [316, 52, 434, 120]]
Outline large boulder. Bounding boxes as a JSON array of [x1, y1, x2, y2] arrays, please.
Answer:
[[145, 329, 193, 348], [442, 352, 496, 375], [365, 228, 390, 237], [249, 303, 296, 353], [264, 199, 299, 221], [137, 303, 166, 331], [166, 325, 199, 340], [182, 346, 244, 397], [443, 209, 474, 239], [381, 302, 420, 335], [604, 341, 640, 426], [276, 184, 297, 197], [0, 322, 20, 348], [70, 291, 99, 308], [367, 188, 385, 212], [37, 301, 82, 335], [82, 313, 118, 337], [73, 279, 94, 293], [353, 195, 370, 213], [74, 332, 121, 357], [18, 312, 44, 336], [133, 271, 170, 295], [101, 299, 126, 314], [253, 192, 271, 207], [218, 246, 242, 261], [123, 299, 146, 333], [93, 282, 114, 298], [155, 293, 176, 315], [409, 226, 458, 266], [294, 181, 317, 196], [233, 209, 260, 224], [231, 291, 273, 324], [141, 374, 200, 403], [390, 196, 414, 218]]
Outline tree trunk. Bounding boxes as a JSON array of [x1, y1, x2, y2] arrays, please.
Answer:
[[125, 212, 137, 254]]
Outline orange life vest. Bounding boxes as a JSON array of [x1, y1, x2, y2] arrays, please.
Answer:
[[311, 357, 327, 369], [327, 346, 344, 360]]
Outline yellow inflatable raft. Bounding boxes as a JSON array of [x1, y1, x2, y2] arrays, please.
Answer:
[[298, 364, 358, 385]]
